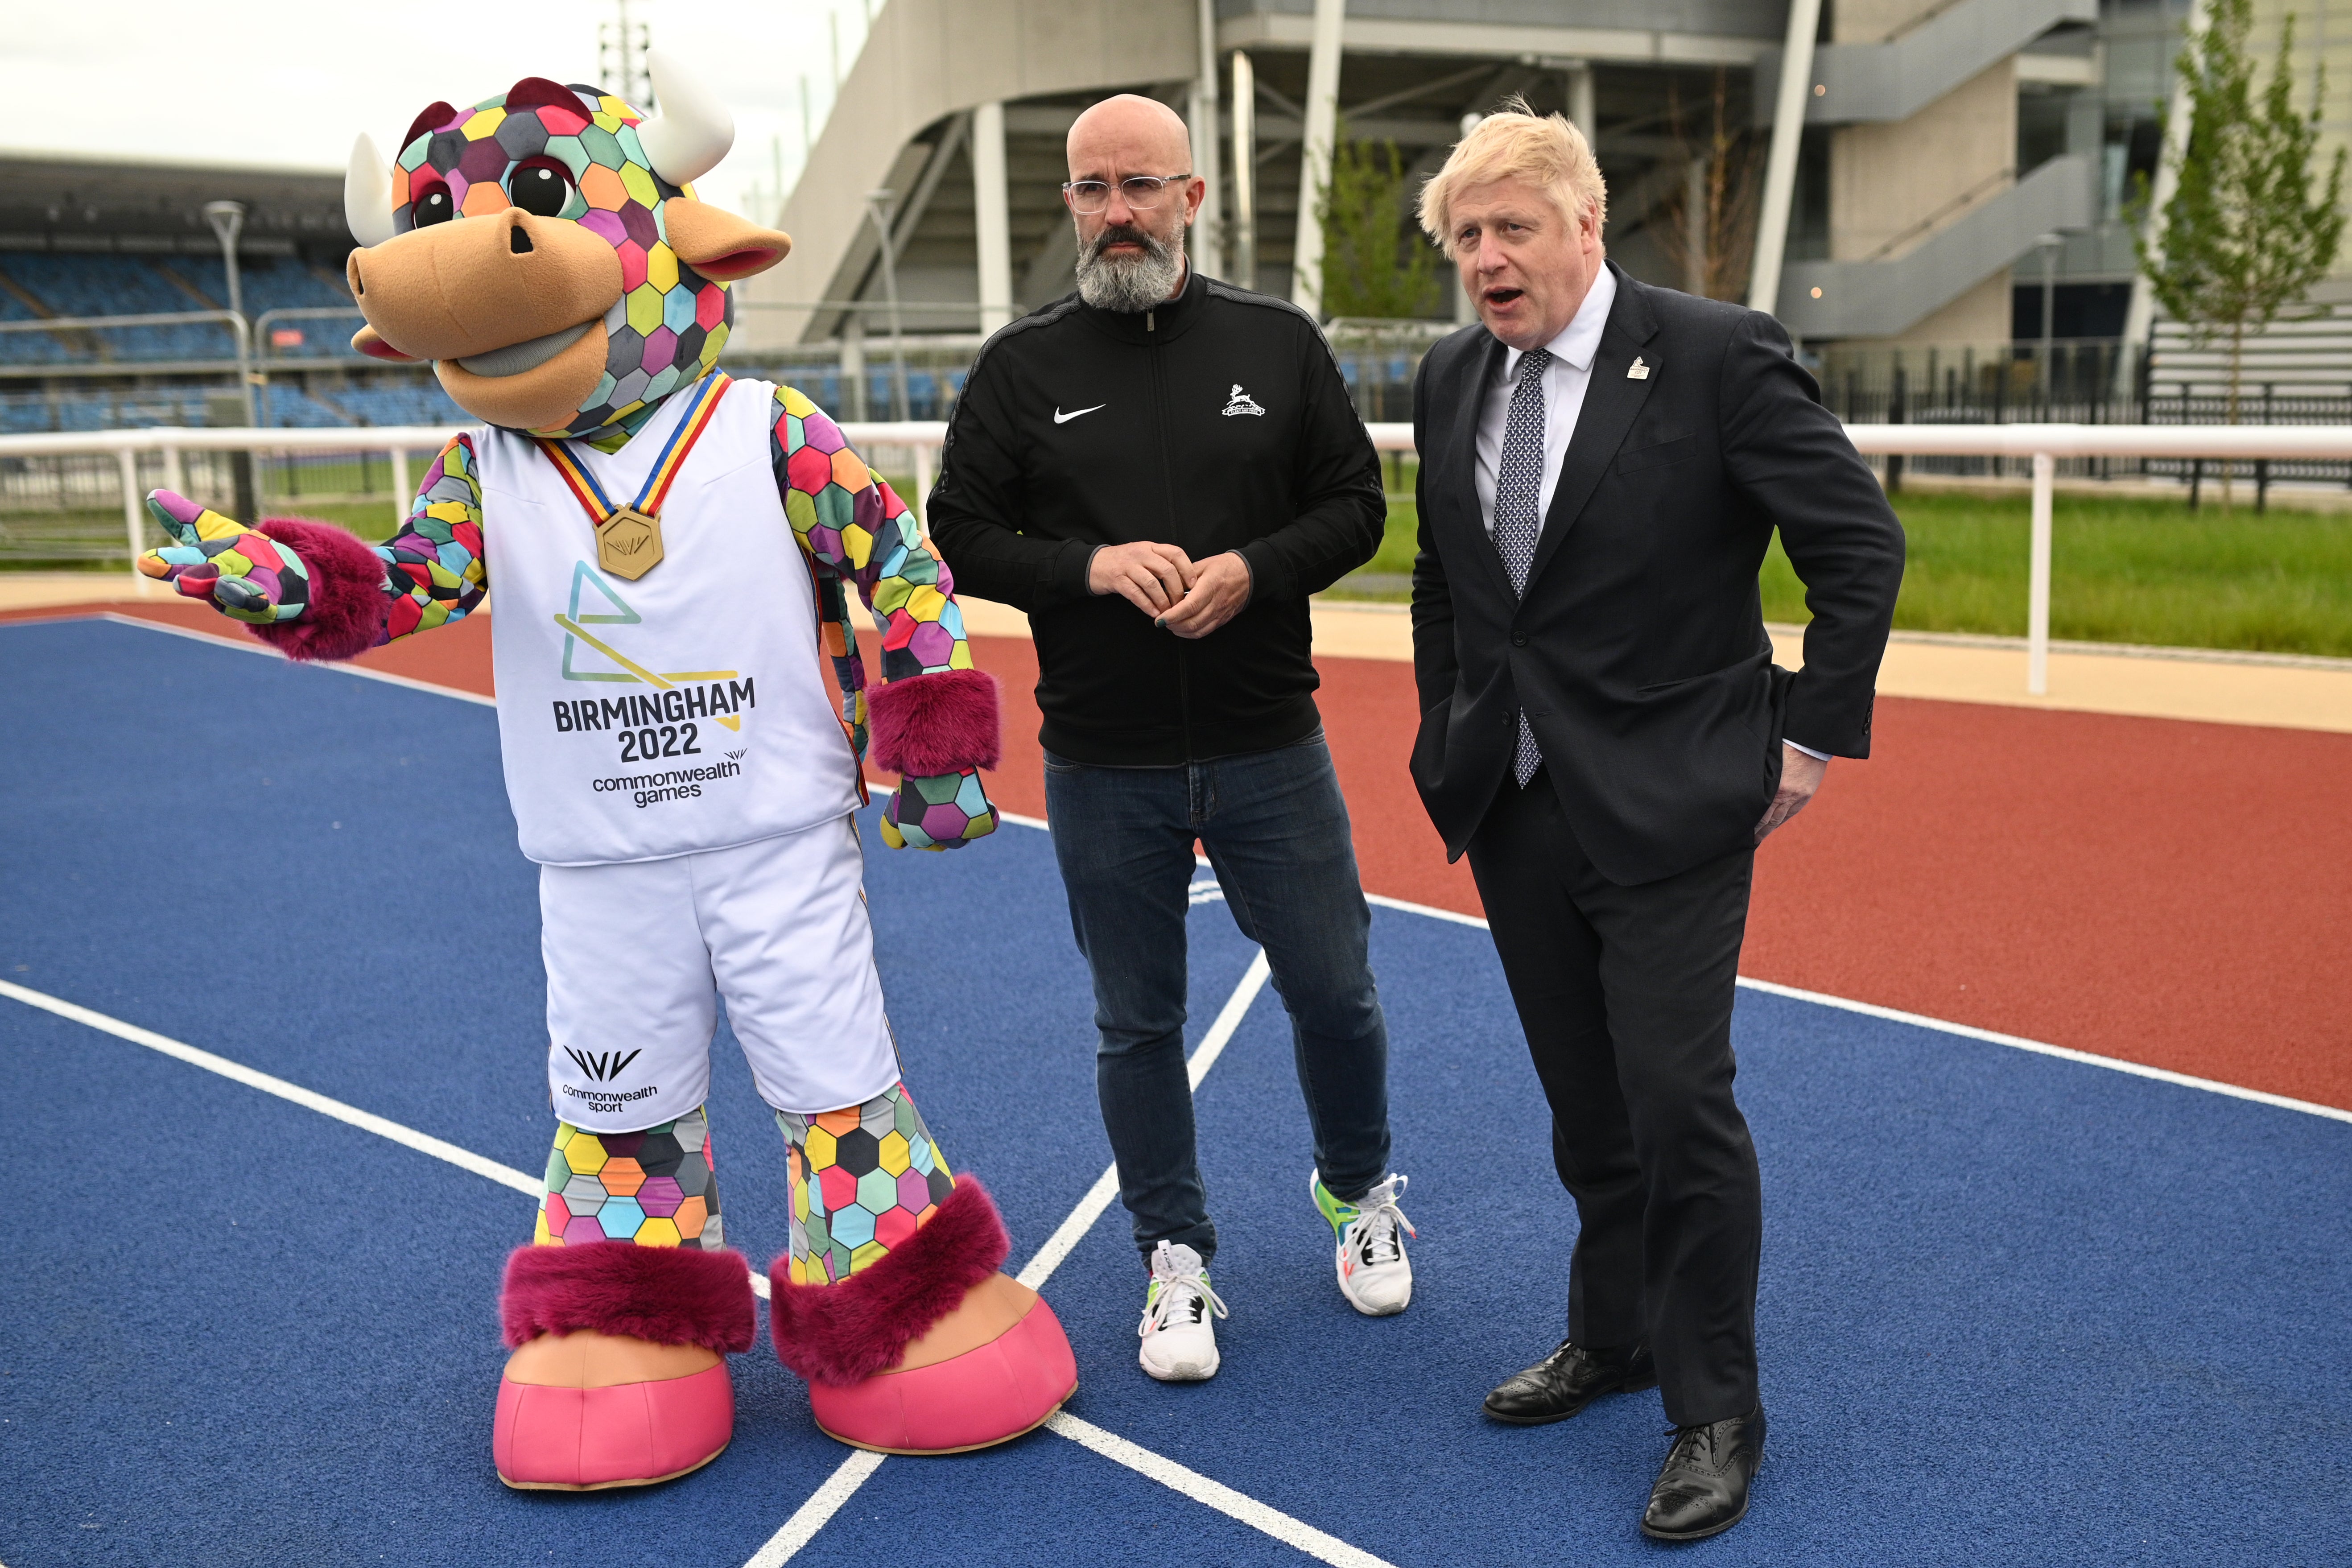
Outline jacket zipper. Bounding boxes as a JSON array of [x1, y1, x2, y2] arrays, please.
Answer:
[[1146, 305, 1193, 762]]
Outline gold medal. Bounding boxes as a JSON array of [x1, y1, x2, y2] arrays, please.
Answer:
[[597, 503, 665, 580]]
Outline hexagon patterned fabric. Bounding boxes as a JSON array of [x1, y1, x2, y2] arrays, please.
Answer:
[[531, 1105, 723, 1250], [776, 1082, 956, 1286], [391, 83, 729, 441]]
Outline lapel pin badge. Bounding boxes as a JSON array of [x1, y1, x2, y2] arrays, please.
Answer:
[[1627, 356, 1651, 380]]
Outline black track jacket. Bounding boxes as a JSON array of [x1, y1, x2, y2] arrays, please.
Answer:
[[924, 270, 1386, 765]]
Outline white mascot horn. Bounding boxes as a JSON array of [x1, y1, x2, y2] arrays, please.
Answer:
[[345, 133, 396, 248], [637, 49, 735, 187]]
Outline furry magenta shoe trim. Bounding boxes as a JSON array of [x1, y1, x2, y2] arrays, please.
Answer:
[[768, 1175, 1010, 1386], [867, 668, 1001, 778], [501, 1242, 756, 1353], [245, 517, 390, 662]]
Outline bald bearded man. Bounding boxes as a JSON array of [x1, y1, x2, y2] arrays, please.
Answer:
[[927, 95, 1407, 1385]]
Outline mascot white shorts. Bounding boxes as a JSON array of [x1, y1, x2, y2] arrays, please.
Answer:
[[539, 812, 900, 1131]]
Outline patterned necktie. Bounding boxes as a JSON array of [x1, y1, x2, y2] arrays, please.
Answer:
[[1493, 347, 1551, 786]]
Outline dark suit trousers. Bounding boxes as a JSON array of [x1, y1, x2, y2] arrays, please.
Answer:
[[1465, 768, 1763, 1426]]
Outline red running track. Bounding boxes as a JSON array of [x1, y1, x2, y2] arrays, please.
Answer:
[[24, 599, 2350, 1112]]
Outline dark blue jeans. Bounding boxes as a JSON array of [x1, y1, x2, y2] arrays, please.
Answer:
[[1044, 732, 1392, 1266]]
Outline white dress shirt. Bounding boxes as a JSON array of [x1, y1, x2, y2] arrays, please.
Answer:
[[1473, 264, 1616, 540], [1467, 266, 1831, 763]]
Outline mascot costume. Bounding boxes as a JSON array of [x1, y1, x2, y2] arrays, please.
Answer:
[[135, 52, 1077, 1489]]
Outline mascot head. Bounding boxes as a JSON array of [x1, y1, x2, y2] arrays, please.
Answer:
[[342, 50, 789, 438]]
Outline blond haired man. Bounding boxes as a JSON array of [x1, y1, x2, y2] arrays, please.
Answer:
[[1406, 102, 1903, 1540]]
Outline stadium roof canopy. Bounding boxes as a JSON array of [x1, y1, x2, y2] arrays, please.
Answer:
[[0, 153, 353, 257]]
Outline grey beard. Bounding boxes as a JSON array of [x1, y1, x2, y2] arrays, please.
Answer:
[[1074, 221, 1186, 312]]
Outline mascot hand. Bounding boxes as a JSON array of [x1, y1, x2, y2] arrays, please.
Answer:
[[137, 490, 312, 626], [878, 768, 999, 852]]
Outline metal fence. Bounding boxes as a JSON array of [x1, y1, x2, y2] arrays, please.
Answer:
[[8, 420, 2351, 699]]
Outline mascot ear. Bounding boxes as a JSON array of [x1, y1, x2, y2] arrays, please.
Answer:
[[664, 198, 792, 281]]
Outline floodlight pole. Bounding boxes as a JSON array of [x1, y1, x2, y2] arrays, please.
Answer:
[[864, 190, 911, 422], [203, 199, 258, 521], [203, 201, 254, 427]]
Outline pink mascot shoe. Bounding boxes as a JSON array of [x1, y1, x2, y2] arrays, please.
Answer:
[[770, 1176, 1078, 1454], [495, 1242, 758, 1489]]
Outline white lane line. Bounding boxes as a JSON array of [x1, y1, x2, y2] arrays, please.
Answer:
[[1014, 950, 1272, 1294], [46, 609, 2352, 1125], [741, 1449, 887, 1568], [86, 610, 500, 707], [87, 611, 2344, 1128], [0, 978, 778, 1301], [749, 949, 1280, 1567], [2, 973, 1377, 1566], [1735, 975, 2352, 1127], [1375, 892, 2352, 1129], [1186, 949, 1273, 1093], [1046, 1413, 1399, 1568], [0, 979, 541, 1195]]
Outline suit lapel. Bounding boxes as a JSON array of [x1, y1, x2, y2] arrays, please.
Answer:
[[1523, 267, 1659, 593], [1448, 330, 1516, 601]]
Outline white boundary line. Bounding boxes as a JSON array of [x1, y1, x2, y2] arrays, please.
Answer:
[[746, 950, 1293, 1567], [0, 979, 542, 1196], [1014, 950, 1273, 1294], [1733, 975, 2352, 1126], [741, 1449, 888, 1568], [26, 600, 2352, 1557], [0, 610, 499, 708], [0, 964, 1361, 1567], [54, 609, 2352, 1129], [1366, 893, 2352, 1127], [1046, 1412, 1399, 1568]]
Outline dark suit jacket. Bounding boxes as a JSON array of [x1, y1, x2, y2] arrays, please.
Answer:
[[1409, 263, 1905, 886]]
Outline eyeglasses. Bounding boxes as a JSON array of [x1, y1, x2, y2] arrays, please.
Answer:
[[1061, 174, 1194, 214]]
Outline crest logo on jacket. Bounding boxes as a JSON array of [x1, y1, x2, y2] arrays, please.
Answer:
[[1223, 384, 1266, 417]]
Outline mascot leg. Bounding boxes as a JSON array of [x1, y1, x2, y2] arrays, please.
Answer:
[[494, 1106, 756, 1489], [769, 1082, 1077, 1454]]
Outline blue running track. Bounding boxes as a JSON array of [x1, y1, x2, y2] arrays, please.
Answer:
[[2, 616, 2348, 1567]]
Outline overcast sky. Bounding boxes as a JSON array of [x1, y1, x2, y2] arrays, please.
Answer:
[[6, 0, 874, 226]]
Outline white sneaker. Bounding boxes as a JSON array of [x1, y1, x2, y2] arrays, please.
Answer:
[[1312, 1169, 1415, 1316], [1137, 1240, 1227, 1382]]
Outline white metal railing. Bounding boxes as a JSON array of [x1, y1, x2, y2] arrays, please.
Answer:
[[7, 419, 2348, 696]]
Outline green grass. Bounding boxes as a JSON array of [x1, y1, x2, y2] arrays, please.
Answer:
[[1333, 476, 2352, 658]]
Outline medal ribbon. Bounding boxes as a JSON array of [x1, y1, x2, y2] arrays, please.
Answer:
[[535, 371, 734, 530]]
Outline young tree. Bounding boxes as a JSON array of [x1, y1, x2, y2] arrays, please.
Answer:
[[2137, 0, 2346, 507], [1661, 68, 1765, 303], [1313, 124, 1442, 321]]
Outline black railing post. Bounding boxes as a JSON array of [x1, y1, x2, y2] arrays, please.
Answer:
[[1888, 366, 1906, 492], [2257, 382, 2273, 512], [1991, 362, 2006, 479]]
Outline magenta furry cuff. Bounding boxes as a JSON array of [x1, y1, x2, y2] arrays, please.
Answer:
[[767, 1175, 1011, 1386], [500, 1242, 757, 1353], [867, 668, 1002, 777], [246, 517, 389, 662]]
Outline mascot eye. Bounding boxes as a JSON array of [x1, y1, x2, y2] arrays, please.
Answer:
[[508, 161, 576, 218], [412, 182, 455, 227]]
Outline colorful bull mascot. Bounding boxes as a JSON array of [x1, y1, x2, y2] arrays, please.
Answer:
[[136, 51, 1075, 1488]]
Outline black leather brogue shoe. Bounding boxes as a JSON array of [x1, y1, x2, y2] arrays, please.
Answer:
[[1481, 1338, 1658, 1426], [1640, 1405, 1766, 1542]]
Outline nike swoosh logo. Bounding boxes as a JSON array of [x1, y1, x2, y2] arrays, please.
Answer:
[[1054, 404, 1106, 424]]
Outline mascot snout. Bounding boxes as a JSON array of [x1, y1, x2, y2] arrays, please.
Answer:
[[347, 210, 623, 429]]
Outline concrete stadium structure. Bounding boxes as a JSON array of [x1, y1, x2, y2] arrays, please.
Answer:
[[739, 0, 2192, 359]]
